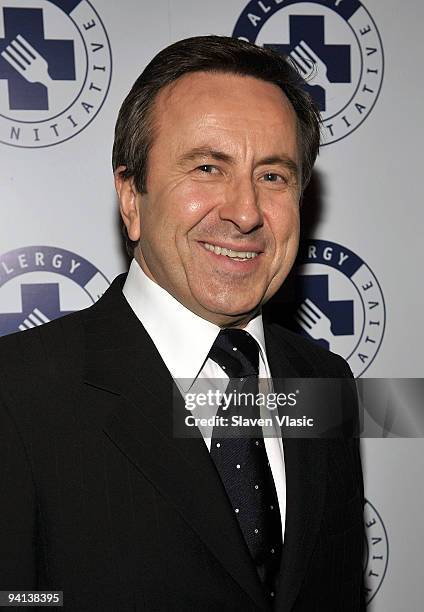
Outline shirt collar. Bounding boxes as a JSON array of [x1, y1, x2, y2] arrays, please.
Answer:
[[122, 258, 268, 391]]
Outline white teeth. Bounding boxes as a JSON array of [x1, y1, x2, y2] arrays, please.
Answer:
[[204, 242, 259, 259]]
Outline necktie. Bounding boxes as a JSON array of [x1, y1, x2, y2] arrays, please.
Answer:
[[209, 329, 282, 597]]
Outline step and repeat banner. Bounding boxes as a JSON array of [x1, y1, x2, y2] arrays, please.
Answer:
[[0, 1, 423, 609]]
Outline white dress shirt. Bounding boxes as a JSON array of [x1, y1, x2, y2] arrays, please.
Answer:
[[123, 258, 286, 539]]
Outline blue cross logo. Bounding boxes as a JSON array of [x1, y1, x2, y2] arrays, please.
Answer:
[[0, 283, 74, 337], [0, 7, 75, 111], [264, 15, 351, 111], [294, 274, 354, 350]]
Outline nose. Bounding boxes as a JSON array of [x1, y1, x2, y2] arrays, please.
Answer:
[[219, 175, 263, 233]]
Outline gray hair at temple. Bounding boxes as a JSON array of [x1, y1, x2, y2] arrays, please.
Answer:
[[112, 35, 321, 255]]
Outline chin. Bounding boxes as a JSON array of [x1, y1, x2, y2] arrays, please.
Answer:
[[200, 295, 262, 321]]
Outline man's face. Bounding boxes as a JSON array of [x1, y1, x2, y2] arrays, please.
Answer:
[[120, 71, 301, 327]]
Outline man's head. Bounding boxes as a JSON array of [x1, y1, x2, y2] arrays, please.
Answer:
[[113, 36, 320, 328]]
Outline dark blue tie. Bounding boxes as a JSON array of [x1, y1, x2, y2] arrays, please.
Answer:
[[209, 329, 282, 598]]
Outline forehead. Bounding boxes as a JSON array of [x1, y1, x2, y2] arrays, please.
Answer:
[[151, 71, 299, 156]]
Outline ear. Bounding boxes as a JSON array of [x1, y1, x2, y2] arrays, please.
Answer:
[[114, 166, 142, 242]]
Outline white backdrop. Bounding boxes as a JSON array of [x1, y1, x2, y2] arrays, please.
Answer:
[[1, 1, 423, 609]]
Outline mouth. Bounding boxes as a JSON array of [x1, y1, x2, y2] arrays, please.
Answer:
[[201, 241, 261, 262]]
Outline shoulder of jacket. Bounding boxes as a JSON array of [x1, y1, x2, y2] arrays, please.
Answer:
[[0, 309, 86, 396], [265, 321, 353, 378]]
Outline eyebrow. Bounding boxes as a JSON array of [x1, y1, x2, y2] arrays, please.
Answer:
[[257, 155, 299, 178], [178, 147, 234, 165], [178, 147, 299, 178]]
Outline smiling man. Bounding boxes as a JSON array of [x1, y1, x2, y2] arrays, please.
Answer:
[[115, 70, 300, 327], [0, 36, 365, 611]]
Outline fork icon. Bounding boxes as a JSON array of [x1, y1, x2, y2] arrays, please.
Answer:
[[295, 298, 334, 342], [18, 307, 50, 332], [1, 34, 53, 87], [289, 40, 330, 90]]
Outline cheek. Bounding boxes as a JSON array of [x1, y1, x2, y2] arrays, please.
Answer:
[[167, 183, 224, 246], [143, 183, 212, 240], [177, 182, 222, 217], [268, 200, 300, 246]]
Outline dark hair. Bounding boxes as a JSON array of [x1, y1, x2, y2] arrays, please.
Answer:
[[112, 35, 321, 255]]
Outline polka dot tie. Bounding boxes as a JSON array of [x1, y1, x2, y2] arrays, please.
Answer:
[[209, 329, 282, 598]]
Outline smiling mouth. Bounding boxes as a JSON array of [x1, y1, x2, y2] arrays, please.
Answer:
[[202, 241, 260, 261]]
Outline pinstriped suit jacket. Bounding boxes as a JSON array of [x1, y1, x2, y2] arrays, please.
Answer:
[[0, 274, 365, 611]]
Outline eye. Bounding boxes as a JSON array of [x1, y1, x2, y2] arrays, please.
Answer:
[[261, 172, 286, 183], [196, 164, 219, 174]]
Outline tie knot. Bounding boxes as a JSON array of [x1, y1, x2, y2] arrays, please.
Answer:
[[208, 329, 259, 378]]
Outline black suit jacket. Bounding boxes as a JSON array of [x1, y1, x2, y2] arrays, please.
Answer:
[[0, 274, 365, 611]]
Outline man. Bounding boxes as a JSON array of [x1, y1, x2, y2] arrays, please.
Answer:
[[0, 36, 364, 610]]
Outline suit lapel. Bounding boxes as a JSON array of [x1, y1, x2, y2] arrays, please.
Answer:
[[264, 324, 328, 612], [81, 276, 269, 610]]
